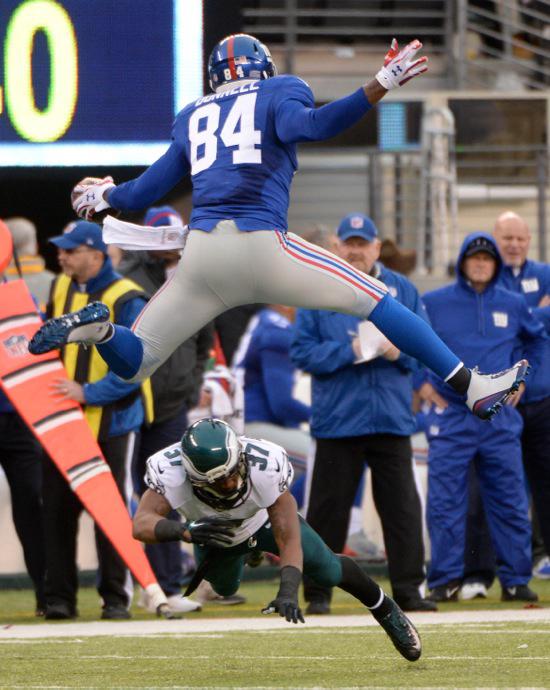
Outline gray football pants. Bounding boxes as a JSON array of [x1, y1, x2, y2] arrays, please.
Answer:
[[130, 221, 388, 382]]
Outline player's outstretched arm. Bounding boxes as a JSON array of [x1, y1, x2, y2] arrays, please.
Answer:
[[132, 488, 173, 543], [133, 488, 239, 546], [275, 38, 428, 144], [262, 491, 305, 624], [267, 490, 303, 570], [71, 140, 190, 221]]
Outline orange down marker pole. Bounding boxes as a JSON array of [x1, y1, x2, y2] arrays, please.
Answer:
[[0, 278, 166, 607]]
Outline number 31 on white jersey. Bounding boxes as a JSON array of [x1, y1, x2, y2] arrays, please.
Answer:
[[188, 93, 262, 175]]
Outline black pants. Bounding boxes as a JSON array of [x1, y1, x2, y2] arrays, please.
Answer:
[[0, 412, 46, 608], [133, 405, 188, 596], [42, 432, 137, 611], [305, 434, 425, 605], [519, 396, 550, 556]]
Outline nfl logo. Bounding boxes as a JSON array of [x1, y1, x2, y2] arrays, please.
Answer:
[[350, 216, 364, 229], [3, 334, 29, 357]]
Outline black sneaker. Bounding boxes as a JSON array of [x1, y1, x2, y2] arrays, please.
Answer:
[[396, 597, 438, 612], [501, 585, 538, 602], [44, 603, 77, 620], [427, 581, 460, 602], [101, 604, 131, 620], [372, 596, 422, 662], [305, 600, 331, 615]]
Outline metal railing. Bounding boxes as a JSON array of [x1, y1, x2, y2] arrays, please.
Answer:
[[242, 0, 550, 91], [289, 142, 549, 274], [242, 0, 453, 76], [456, 0, 550, 90]]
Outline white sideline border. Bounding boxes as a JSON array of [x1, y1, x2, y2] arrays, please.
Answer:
[[1, 609, 549, 639]]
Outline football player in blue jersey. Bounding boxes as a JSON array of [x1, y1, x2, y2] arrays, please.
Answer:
[[30, 34, 528, 420]]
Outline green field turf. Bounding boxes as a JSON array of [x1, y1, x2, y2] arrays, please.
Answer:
[[1, 577, 549, 624], [1, 580, 549, 689], [1, 619, 549, 688]]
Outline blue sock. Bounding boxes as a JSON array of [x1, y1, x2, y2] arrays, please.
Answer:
[[96, 325, 143, 380], [369, 294, 461, 380]]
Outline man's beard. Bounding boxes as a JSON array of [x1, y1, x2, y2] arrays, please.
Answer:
[[348, 258, 369, 274]]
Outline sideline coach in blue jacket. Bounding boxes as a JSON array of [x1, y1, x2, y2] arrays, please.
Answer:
[[291, 213, 434, 614], [494, 211, 550, 576], [422, 232, 546, 603]]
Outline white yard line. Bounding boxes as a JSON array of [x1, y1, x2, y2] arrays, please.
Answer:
[[0, 608, 549, 639]]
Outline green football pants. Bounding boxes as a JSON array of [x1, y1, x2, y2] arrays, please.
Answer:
[[193, 516, 343, 597]]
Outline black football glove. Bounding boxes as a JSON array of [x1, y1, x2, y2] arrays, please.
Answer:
[[262, 565, 305, 624], [183, 517, 240, 547]]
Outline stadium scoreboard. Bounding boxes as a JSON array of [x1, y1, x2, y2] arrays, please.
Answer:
[[0, 0, 204, 166]]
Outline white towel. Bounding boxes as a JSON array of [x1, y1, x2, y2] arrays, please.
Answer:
[[102, 215, 188, 251]]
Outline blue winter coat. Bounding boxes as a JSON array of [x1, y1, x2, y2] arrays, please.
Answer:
[[422, 232, 547, 407], [236, 308, 310, 427], [497, 259, 550, 403], [290, 263, 427, 438]]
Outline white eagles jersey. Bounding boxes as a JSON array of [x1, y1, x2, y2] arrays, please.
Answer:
[[145, 436, 294, 547]]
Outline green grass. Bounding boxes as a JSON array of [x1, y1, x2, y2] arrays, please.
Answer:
[[1, 577, 550, 624], [1, 580, 549, 688], [1, 620, 549, 688]]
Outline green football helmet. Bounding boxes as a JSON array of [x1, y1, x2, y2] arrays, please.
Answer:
[[180, 418, 249, 510]]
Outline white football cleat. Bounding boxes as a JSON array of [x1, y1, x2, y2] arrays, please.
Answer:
[[29, 301, 111, 354], [465, 359, 529, 420], [533, 556, 550, 580], [459, 582, 488, 600], [194, 580, 246, 606], [165, 594, 202, 613]]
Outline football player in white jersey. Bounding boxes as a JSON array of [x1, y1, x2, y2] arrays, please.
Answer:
[[133, 417, 422, 662]]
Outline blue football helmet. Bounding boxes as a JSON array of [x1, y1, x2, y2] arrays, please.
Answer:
[[208, 33, 277, 91]]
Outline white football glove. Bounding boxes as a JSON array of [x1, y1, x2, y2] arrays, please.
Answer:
[[71, 176, 115, 221], [375, 38, 428, 90]]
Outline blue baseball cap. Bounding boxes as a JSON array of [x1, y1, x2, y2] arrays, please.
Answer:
[[337, 213, 379, 242], [49, 221, 107, 254], [144, 206, 182, 227]]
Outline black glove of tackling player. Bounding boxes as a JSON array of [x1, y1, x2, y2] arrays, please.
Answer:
[[182, 516, 240, 547], [262, 565, 305, 624]]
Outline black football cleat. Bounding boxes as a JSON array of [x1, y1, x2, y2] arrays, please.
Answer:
[[501, 585, 538, 602], [372, 596, 422, 662]]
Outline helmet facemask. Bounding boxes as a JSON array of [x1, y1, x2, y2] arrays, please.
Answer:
[[180, 418, 250, 510], [191, 457, 250, 511]]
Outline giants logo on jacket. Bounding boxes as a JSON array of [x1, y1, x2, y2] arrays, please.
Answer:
[[521, 278, 539, 294], [492, 311, 508, 328]]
